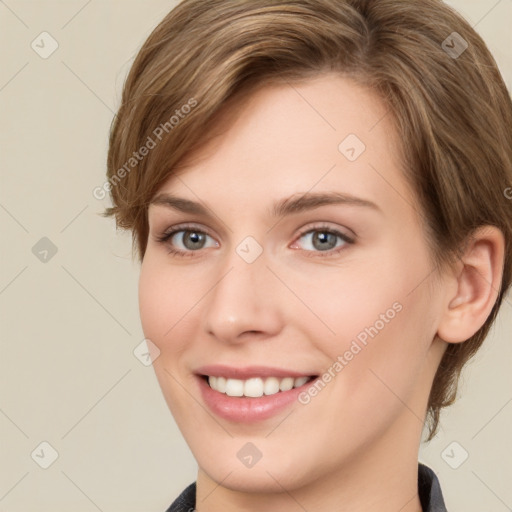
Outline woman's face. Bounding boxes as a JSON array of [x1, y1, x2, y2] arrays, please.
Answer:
[[139, 75, 447, 494]]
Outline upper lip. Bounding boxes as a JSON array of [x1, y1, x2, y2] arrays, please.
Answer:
[[195, 364, 317, 380]]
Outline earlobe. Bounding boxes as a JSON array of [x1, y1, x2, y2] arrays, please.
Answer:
[[436, 226, 505, 344]]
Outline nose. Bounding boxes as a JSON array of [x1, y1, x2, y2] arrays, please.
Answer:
[[202, 246, 284, 344]]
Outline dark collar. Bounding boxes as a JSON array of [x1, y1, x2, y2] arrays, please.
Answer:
[[165, 463, 447, 512], [418, 463, 448, 511]]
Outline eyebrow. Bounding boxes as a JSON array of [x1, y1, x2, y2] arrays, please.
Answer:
[[150, 191, 381, 218]]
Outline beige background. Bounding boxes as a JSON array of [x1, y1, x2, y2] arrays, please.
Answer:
[[0, 0, 511, 511]]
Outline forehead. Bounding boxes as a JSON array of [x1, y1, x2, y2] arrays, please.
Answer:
[[153, 74, 416, 218]]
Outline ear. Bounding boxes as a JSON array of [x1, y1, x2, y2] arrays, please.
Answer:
[[436, 226, 505, 344]]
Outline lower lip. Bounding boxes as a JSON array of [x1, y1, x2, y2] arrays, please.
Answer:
[[196, 375, 317, 423]]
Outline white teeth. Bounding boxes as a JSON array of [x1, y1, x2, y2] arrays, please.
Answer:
[[207, 375, 313, 397], [225, 378, 244, 397], [279, 377, 294, 391], [216, 376, 227, 393], [264, 377, 280, 395], [244, 378, 263, 397], [293, 376, 309, 388]]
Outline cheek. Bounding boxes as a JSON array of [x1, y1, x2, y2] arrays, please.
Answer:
[[294, 246, 428, 351], [138, 255, 189, 347], [138, 257, 198, 414], [138, 260, 167, 341], [302, 238, 436, 397], [138, 254, 218, 359]]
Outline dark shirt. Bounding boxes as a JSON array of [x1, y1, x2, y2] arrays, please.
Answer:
[[165, 463, 447, 511]]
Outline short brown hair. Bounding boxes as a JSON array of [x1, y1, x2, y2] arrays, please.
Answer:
[[104, 0, 512, 439]]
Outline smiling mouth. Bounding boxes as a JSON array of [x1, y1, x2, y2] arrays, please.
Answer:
[[200, 374, 317, 398]]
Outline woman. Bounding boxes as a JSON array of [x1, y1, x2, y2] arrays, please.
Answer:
[[103, 1, 512, 510]]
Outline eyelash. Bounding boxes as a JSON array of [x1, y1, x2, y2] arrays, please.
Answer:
[[154, 223, 355, 259]]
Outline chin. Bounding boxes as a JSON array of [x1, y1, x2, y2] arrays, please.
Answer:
[[196, 446, 319, 493], [205, 464, 306, 494]]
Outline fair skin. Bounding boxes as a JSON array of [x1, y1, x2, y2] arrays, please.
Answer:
[[138, 74, 504, 512]]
